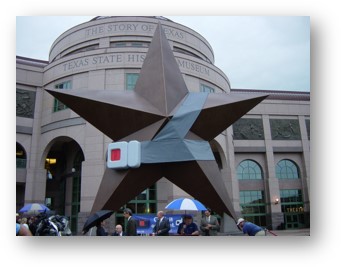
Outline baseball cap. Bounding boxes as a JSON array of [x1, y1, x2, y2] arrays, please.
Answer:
[[236, 218, 245, 226]]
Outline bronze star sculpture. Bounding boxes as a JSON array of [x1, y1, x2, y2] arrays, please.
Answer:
[[46, 22, 267, 221]]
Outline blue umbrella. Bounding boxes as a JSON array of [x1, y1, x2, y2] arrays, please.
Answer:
[[19, 203, 50, 214], [165, 198, 207, 211]]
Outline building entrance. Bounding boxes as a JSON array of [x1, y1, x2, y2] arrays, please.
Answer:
[[44, 137, 84, 234], [284, 213, 305, 229]]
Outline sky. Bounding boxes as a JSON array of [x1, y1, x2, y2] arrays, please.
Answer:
[[16, 16, 310, 92]]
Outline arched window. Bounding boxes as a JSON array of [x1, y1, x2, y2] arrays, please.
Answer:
[[237, 160, 263, 180], [276, 159, 300, 179], [16, 142, 27, 168]]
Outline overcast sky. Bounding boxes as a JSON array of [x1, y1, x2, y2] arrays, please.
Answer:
[[16, 16, 310, 92]]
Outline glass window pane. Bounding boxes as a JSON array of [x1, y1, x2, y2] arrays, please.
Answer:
[[53, 81, 71, 112], [276, 160, 300, 179], [126, 73, 139, 91], [200, 84, 215, 93], [237, 160, 263, 180], [239, 190, 266, 227]]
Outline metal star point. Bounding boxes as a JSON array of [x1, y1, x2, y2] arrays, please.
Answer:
[[46, 23, 267, 219]]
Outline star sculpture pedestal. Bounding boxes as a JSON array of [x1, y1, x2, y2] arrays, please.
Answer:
[[46, 22, 267, 221]]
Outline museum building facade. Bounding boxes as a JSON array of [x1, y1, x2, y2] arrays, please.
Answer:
[[16, 16, 310, 234]]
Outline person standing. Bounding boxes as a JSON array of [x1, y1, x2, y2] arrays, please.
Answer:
[[112, 224, 126, 236], [236, 218, 266, 236], [28, 216, 37, 235], [96, 220, 108, 236], [152, 211, 170, 236], [123, 208, 137, 236], [200, 208, 220, 236]]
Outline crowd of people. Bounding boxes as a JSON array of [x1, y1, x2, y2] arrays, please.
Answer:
[[16, 213, 36, 236], [16, 212, 72, 236], [94, 208, 222, 236], [17, 207, 266, 237]]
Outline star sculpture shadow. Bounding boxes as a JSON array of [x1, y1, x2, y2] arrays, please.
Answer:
[[46, 22, 267, 220]]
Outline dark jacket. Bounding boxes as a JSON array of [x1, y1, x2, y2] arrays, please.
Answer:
[[126, 217, 138, 236], [112, 231, 126, 236], [153, 217, 171, 236], [96, 226, 108, 236]]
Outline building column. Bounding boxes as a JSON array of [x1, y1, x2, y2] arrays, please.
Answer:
[[24, 87, 46, 204], [80, 123, 106, 213], [24, 168, 47, 203], [263, 115, 283, 229], [222, 127, 242, 234], [299, 115, 310, 226]]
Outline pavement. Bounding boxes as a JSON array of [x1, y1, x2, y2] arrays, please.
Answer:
[[224, 228, 310, 236], [268, 228, 310, 236]]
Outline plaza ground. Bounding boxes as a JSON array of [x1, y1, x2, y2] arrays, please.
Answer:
[[224, 228, 310, 236]]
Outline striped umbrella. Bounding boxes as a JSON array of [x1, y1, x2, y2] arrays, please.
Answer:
[[19, 203, 50, 215], [165, 198, 207, 211]]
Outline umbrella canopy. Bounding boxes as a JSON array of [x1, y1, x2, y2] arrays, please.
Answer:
[[19, 203, 50, 215], [82, 210, 114, 234], [165, 198, 207, 211]]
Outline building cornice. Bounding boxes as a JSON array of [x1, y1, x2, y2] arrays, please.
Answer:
[[16, 56, 48, 68], [231, 88, 310, 101]]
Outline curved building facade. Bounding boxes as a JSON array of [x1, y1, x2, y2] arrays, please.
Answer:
[[16, 16, 310, 235]]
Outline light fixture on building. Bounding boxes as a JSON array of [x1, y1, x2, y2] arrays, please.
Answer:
[[275, 198, 279, 205], [46, 158, 57, 164]]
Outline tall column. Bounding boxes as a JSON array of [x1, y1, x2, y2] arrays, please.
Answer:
[[263, 115, 283, 229], [299, 115, 310, 225], [223, 127, 241, 233], [25, 87, 46, 203], [25, 168, 47, 203], [80, 123, 106, 213]]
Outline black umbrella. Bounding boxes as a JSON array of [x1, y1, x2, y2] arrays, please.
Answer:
[[82, 210, 114, 234]]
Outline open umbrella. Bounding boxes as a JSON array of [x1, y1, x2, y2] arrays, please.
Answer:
[[165, 198, 207, 211], [82, 210, 114, 234], [19, 203, 50, 215]]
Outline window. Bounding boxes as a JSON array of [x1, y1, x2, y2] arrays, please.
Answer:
[[200, 84, 215, 93], [65, 44, 99, 57], [280, 189, 305, 229], [115, 185, 157, 231], [126, 185, 157, 214], [110, 41, 150, 48], [53, 81, 71, 112], [173, 47, 203, 61], [237, 160, 263, 180], [280, 189, 303, 204], [126, 73, 139, 91], [16, 143, 27, 168], [113, 42, 127, 47], [276, 159, 300, 179], [239, 190, 266, 226], [70, 150, 84, 234]]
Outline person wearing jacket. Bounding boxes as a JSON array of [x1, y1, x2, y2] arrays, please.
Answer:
[[200, 208, 220, 236], [123, 208, 137, 236], [96, 220, 108, 236], [152, 211, 170, 236]]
